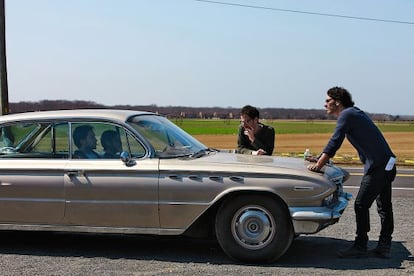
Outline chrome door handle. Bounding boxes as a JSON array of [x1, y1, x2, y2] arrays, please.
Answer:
[[168, 175, 181, 180], [66, 170, 86, 177]]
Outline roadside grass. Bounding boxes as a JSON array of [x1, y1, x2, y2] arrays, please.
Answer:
[[174, 119, 414, 135]]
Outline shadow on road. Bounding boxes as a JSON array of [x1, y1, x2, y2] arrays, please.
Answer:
[[278, 236, 412, 270], [0, 231, 412, 270]]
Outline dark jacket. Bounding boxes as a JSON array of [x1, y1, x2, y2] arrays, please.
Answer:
[[237, 123, 275, 155]]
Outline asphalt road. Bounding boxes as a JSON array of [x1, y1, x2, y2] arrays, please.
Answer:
[[344, 166, 414, 197], [1, 169, 413, 275]]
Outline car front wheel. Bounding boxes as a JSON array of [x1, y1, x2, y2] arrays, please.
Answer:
[[215, 195, 294, 263]]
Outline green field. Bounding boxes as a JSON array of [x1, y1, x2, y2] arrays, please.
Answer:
[[173, 119, 414, 135]]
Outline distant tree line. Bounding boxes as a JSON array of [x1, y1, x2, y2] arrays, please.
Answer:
[[8, 100, 413, 121]]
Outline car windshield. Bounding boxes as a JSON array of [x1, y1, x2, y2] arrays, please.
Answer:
[[128, 115, 208, 158]]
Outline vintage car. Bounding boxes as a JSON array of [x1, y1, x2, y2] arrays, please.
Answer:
[[0, 109, 351, 263]]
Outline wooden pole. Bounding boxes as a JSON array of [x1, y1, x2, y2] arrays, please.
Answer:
[[0, 0, 9, 115]]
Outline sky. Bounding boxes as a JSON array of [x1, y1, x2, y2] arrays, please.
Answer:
[[5, 0, 414, 115]]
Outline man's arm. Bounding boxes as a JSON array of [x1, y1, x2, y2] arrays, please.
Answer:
[[237, 126, 253, 154], [251, 126, 275, 155]]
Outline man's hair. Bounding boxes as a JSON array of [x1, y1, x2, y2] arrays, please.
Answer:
[[240, 105, 260, 119], [327, 86, 355, 108], [73, 125, 94, 148], [101, 130, 118, 150]]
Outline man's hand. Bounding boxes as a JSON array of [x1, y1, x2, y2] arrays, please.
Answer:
[[307, 153, 330, 172], [252, 149, 267, 155], [243, 129, 256, 142], [307, 164, 322, 172]]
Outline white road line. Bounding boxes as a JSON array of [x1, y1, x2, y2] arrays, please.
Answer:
[[350, 173, 414, 177], [344, 186, 414, 191]]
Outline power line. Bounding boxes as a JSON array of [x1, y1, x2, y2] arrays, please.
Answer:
[[193, 0, 414, 25]]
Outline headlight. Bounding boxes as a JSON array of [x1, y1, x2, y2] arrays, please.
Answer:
[[323, 193, 336, 206], [330, 175, 344, 186]]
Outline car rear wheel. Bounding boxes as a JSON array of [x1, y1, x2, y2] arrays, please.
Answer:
[[215, 195, 294, 263]]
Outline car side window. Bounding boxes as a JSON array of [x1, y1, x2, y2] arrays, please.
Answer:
[[0, 122, 71, 159], [0, 123, 42, 156], [31, 123, 69, 158], [124, 131, 146, 158], [54, 123, 70, 156], [70, 122, 146, 159], [0, 125, 15, 149]]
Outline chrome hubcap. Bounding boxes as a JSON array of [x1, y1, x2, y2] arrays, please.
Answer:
[[231, 206, 275, 250]]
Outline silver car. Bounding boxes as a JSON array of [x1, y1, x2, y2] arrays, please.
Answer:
[[0, 109, 351, 263]]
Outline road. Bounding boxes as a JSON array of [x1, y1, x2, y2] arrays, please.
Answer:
[[344, 167, 414, 197], [0, 169, 413, 275]]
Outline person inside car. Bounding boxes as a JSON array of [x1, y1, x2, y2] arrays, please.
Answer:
[[100, 130, 122, 159], [72, 125, 100, 159]]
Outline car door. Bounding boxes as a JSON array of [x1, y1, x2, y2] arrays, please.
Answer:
[[63, 122, 160, 229], [0, 122, 67, 224]]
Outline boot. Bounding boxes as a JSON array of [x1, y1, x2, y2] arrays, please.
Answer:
[[369, 238, 391, 259], [337, 236, 368, 258]]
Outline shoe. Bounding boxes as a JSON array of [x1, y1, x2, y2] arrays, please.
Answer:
[[337, 244, 367, 258], [369, 247, 391, 259]]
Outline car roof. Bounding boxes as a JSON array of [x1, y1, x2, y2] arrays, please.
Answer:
[[0, 109, 156, 124]]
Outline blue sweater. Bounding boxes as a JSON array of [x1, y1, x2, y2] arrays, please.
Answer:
[[323, 107, 395, 171]]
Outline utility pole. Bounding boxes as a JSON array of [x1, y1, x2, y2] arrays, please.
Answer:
[[0, 0, 8, 115]]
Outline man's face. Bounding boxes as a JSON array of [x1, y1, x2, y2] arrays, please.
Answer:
[[240, 114, 258, 130], [324, 96, 338, 115], [84, 130, 97, 150]]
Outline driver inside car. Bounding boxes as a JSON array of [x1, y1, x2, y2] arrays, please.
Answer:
[[72, 125, 101, 159]]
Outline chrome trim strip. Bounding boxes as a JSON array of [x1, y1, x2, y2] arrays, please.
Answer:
[[158, 201, 210, 206], [66, 200, 157, 205], [293, 186, 314, 191], [0, 224, 185, 235], [0, 198, 64, 203]]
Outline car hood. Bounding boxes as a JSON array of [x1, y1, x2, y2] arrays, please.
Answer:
[[157, 151, 343, 209], [201, 152, 306, 171], [160, 151, 328, 181]]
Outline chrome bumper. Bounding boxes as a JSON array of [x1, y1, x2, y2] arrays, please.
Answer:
[[289, 192, 352, 234]]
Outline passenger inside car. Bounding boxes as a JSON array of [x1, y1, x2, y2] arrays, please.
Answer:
[[100, 130, 122, 159], [72, 125, 100, 159]]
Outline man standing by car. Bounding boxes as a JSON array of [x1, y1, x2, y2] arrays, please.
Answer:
[[307, 86, 397, 259], [237, 105, 275, 156]]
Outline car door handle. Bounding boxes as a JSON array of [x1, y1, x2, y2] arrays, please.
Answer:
[[168, 175, 181, 180], [66, 170, 86, 177], [0, 181, 12, 186]]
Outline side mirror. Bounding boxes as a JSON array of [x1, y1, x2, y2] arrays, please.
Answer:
[[120, 151, 136, 167]]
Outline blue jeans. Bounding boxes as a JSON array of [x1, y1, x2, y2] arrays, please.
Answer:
[[354, 165, 397, 246]]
